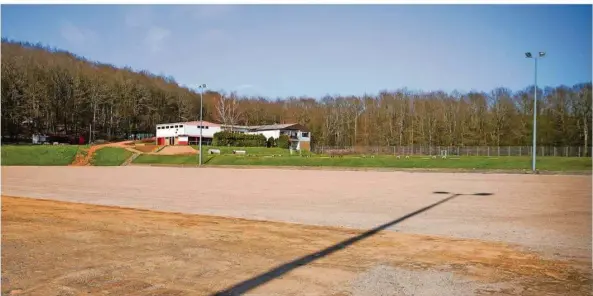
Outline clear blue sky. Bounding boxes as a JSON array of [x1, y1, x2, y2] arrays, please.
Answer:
[[2, 4, 591, 98]]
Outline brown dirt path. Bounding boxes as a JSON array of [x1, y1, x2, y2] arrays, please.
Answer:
[[69, 141, 140, 166], [2, 196, 591, 296]]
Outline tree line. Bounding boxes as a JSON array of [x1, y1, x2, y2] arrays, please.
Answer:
[[1, 40, 591, 153]]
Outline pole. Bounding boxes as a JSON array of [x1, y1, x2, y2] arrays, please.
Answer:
[[199, 88, 204, 166], [532, 58, 538, 172]]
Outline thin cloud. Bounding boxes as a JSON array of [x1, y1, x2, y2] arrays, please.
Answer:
[[145, 26, 171, 53], [122, 7, 172, 54], [60, 21, 96, 46]]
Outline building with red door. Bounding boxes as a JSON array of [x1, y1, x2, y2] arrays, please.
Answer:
[[156, 121, 222, 146], [156, 120, 311, 151]]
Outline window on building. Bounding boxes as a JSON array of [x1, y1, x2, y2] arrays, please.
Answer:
[[302, 132, 309, 138]]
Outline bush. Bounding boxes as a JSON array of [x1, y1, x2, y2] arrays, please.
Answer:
[[277, 135, 290, 149], [267, 137, 276, 148], [213, 131, 267, 147]]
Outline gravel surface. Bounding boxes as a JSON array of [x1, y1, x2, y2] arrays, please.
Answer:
[[2, 166, 591, 260], [350, 265, 512, 296]]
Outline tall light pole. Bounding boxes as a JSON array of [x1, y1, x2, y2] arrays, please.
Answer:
[[198, 84, 207, 166], [525, 51, 545, 172]]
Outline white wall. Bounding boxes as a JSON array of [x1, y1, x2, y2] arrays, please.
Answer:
[[183, 125, 221, 138], [247, 129, 311, 142], [247, 130, 281, 140], [299, 131, 311, 141], [156, 123, 184, 138], [156, 123, 221, 138]]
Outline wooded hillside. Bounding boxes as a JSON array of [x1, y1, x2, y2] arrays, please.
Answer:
[[2, 40, 591, 151]]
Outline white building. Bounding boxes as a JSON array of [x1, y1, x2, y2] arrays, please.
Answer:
[[156, 121, 311, 150], [156, 121, 221, 145], [224, 123, 311, 151]]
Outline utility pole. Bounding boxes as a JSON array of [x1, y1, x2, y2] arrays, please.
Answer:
[[198, 84, 207, 166]]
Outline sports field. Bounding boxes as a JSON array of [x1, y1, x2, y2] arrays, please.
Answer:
[[1, 166, 591, 295]]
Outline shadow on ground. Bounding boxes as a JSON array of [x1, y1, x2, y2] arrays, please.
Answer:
[[211, 191, 493, 296]]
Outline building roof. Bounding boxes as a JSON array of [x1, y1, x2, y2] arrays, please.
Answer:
[[158, 121, 309, 132], [157, 120, 221, 127], [222, 123, 310, 132], [252, 123, 309, 132]]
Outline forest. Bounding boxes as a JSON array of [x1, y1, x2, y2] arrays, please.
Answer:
[[1, 40, 592, 152]]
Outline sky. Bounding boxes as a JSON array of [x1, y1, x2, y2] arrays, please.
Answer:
[[1, 4, 591, 98]]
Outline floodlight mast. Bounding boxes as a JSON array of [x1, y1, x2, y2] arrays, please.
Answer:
[[525, 51, 545, 172], [198, 84, 207, 166]]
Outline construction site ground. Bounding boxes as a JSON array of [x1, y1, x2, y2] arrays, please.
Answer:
[[1, 166, 591, 295]]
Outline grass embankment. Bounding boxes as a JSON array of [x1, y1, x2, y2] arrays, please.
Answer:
[[90, 147, 133, 166], [190, 145, 301, 156], [133, 153, 592, 172], [1, 145, 82, 166]]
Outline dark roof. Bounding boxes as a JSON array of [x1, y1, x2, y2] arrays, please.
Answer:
[[251, 123, 309, 132]]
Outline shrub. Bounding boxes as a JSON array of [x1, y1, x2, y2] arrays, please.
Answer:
[[277, 134, 290, 149], [213, 131, 267, 147], [267, 136, 276, 148]]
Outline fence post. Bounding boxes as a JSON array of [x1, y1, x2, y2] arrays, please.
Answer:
[[554, 147, 556, 157], [457, 146, 460, 156], [393, 146, 396, 155], [508, 146, 510, 156], [519, 146, 522, 156], [487, 146, 490, 157], [497, 146, 500, 157], [541, 146, 544, 157], [578, 146, 581, 157]]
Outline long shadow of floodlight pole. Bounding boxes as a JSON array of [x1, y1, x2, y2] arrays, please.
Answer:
[[211, 191, 493, 296]]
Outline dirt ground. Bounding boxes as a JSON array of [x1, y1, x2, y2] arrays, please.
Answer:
[[151, 145, 196, 155], [2, 196, 591, 296], [1, 166, 591, 295]]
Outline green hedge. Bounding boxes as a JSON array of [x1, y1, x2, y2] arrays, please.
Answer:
[[277, 134, 290, 149], [213, 131, 267, 147]]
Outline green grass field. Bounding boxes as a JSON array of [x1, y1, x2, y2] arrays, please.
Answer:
[[133, 154, 592, 172], [1, 145, 82, 166], [190, 145, 313, 156], [90, 147, 133, 166]]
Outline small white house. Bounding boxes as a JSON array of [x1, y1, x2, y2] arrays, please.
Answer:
[[224, 123, 311, 151]]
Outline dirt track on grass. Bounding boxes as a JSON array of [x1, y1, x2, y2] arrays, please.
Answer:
[[69, 141, 138, 166], [2, 196, 591, 296]]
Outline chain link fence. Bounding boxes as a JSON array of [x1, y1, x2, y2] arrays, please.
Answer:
[[313, 145, 592, 157]]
